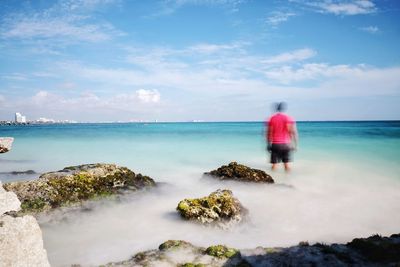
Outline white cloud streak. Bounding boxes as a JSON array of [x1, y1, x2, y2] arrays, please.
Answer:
[[262, 48, 316, 65], [303, 0, 377, 16], [153, 0, 246, 16], [360, 25, 379, 34], [24, 89, 161, 114], [0, 1, 121, 43], [266, 11, 296, 27]]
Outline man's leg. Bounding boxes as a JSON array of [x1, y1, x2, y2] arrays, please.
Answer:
[[284, 162, 291, 172], [271, 163, 278, 171], [282, 144, 291, 172], [270, 144, 278, 171]]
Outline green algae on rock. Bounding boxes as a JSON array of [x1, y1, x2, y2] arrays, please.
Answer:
[[205, 245, 239, 258], [205, 162, 274, 183], [3, 163, 156, 214], [176, 189, 245, 227]]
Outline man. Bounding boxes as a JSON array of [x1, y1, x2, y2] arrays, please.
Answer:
[[266, 102, 298, 172]]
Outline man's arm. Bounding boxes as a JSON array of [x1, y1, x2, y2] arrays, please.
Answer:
[[287, 123, 298, 150], [266, 121, 273, 152], [267, 125, 273, 143]]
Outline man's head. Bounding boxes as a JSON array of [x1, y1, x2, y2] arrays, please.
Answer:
[[276, 102, 287, 112]]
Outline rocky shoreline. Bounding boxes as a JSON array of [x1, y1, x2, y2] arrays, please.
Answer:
[[3, 163, 156, 215], [1, 161, 400, 266], [103, 234, 400, 267]]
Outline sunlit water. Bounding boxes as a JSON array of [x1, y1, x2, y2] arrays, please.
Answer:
[[1, 122, 400, 266]]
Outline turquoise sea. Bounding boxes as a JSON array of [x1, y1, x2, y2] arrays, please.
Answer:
[[1, 121, 400, 266]]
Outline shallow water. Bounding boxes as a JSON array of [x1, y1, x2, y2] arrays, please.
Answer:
[[1, 121, 400, 266]]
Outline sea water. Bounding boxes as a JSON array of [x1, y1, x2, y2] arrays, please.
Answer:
[[1, 121, 400, 266]]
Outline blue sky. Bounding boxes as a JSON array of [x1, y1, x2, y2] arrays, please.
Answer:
[[0, 0, 399, 122]]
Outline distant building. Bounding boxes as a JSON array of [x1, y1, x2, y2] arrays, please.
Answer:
[[37, 117, 55, 123], [15, 112, 27, 123]]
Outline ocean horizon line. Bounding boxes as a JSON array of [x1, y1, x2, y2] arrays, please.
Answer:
[[1, 119, 400, 125]]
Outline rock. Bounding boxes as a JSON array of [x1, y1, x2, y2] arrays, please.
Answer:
[[103, 240, 229, 267], [0, 137, 14, 153], [10, 170, 36, 175], [205, 245, 239, 258], [0, 215, 50, 267], [176, 189, 245, 227], [347, 234, 400, 263], [159, 240, 195, 251], [3, 163, 156, 214], [103, 233, 400, 267], [205, 162, 274, 183], [0, 182, 50, 267], [0, 181, 21, 214]]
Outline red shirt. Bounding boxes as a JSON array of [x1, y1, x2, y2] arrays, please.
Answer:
[[267, 113, 294, 144]]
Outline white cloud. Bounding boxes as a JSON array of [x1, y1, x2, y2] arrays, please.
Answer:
[[262, 48, 316, 65], [153, 0, 246, 16], [16, 89, 162, 120], [264, 63, 361, 83], [266, 11, 296, 27], [135, 89, 161, 103], [188, 42, 244, 54], [263, 63, 400, 99], [1, 73, 28, 81], [32, 91, 53, 105], [6, 43, 398, 121], [302, 0, 377, 15], [59, 0, 118, 12], [0, 1, 122, 43], [360, 25, 379, 34], [2, 16, 119, 42]]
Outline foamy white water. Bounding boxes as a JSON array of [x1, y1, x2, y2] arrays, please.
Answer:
[[39, 158, 400, 266]]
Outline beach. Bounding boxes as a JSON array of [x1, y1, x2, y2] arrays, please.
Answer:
[[1, 121, 400, 266]]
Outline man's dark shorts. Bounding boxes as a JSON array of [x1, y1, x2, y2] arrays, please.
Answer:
[[270, 144, 291, 163]]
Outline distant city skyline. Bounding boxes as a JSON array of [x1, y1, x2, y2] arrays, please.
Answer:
[[1, 0, 400, 122]]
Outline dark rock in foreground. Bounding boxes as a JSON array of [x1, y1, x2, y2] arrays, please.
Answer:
[[205, 162, 274, 183], [4, 163, 155, 214], [177, 189, 245, 228], [103, 233, 400, 267]]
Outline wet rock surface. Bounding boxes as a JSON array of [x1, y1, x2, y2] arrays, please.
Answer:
[[205, 162, 274, 183], [0, 137, 14, 153], [103, 234, 400, 267], [176, 189, 245, 227], [3, 163, 156, 214]]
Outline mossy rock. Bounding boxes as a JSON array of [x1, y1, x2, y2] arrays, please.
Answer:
[[205, 245, 239, 258], [4, 163, 156, 213], [177, 189, 245, 225], [205, 162, 274, 183], [158, 240, 193, 251]]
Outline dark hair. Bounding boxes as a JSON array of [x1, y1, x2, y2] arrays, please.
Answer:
[[276, 102, 287, 112]]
